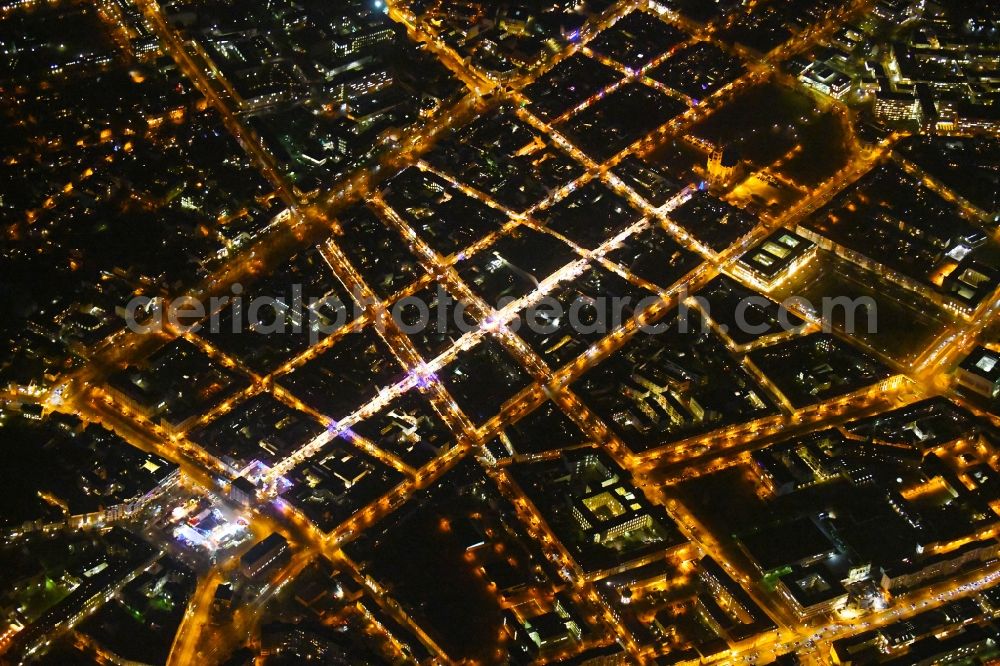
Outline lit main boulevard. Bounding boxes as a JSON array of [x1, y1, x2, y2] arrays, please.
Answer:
[[7, 0, 1000, 663]]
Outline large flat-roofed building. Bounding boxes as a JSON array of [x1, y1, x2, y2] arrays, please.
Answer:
[[736, 230, 816, 289], [229, 476, 257, 507], [736, 516, 839, 574], [875, 90, 920, 122], [774, 563, 849, 619], [572, 485, 654, 545], [942, 260, 1000, 310], [799, 62, 852, 99], [566, 452, 668, 547], [241, 532, 290, 580], [956, 346, 1000, 399]]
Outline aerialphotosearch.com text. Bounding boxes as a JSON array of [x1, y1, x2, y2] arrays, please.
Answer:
[[121, 282, 877, 344]]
